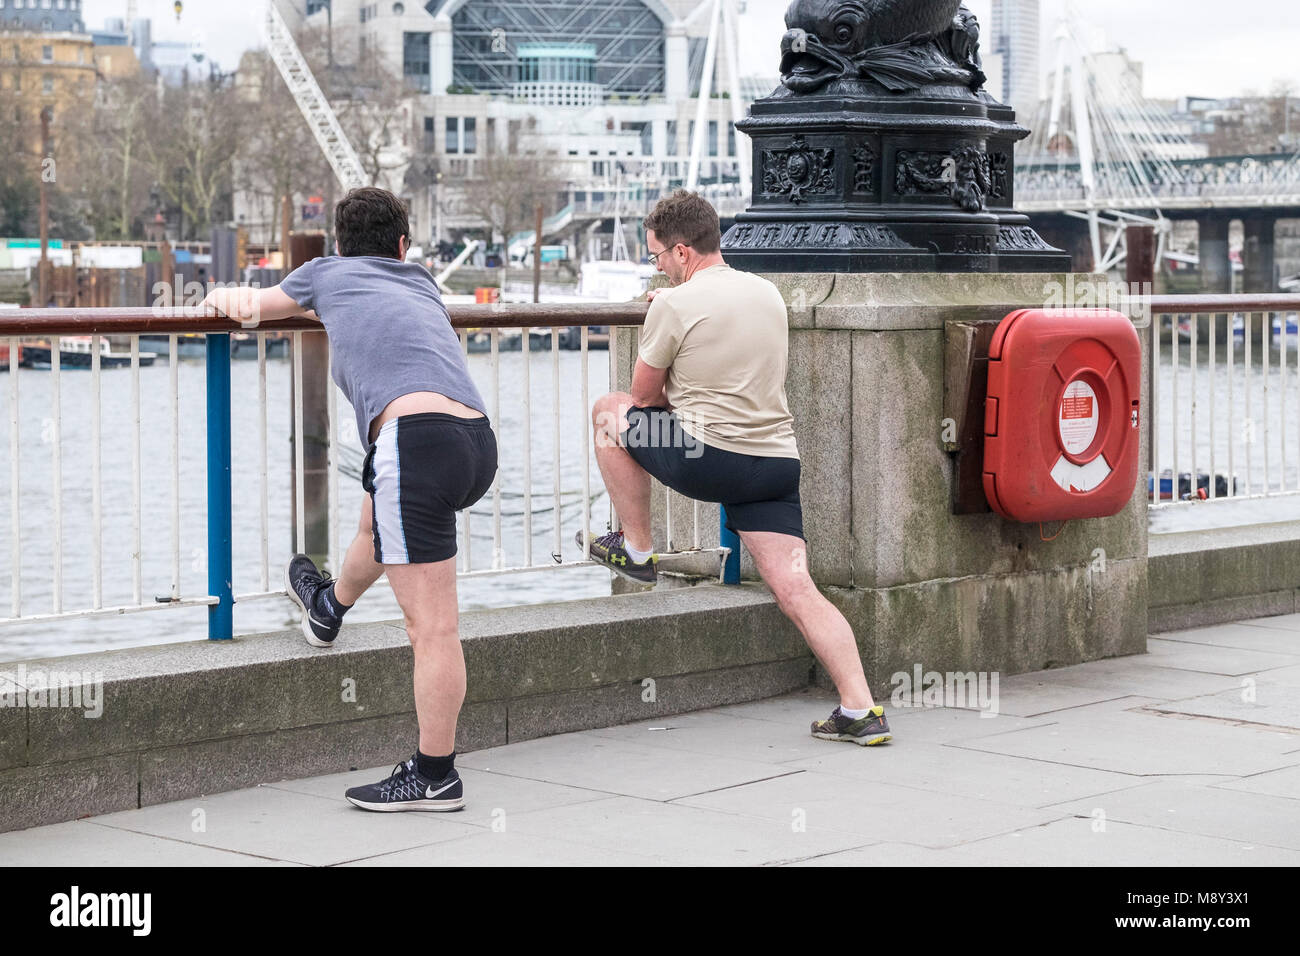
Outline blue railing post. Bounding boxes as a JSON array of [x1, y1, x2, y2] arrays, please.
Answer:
[[719, 506, 740, 585], [206, 333, 234, 639]]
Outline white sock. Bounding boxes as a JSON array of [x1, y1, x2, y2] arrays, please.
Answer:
[[624, 542, 653, 564], [839, 705, 871, 719]]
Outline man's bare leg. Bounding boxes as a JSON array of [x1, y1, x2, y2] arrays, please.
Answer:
[[333, 495, 384, 607], [591, 391, 653, 553], [385, 557, 464, 756], [740, 529, 875, 710]]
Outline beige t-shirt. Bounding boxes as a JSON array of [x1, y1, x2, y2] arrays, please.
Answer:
[[638, 263, 799, 459]]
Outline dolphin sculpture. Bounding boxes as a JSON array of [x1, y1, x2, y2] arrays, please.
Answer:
[[779, 0, 985, 94]]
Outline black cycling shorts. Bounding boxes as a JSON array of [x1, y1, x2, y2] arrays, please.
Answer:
[[361, 413, 498, 564], [621, 406, 804, 539]]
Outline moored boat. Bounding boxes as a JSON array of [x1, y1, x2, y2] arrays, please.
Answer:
[[19, 337, 156, 370]]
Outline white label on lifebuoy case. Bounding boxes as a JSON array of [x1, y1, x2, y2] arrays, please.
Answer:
[[1059, 380, 1099, 456], [1051, 453, 1112, 493]]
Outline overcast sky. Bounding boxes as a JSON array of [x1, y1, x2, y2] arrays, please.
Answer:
[[85, 0, 1300, 100]]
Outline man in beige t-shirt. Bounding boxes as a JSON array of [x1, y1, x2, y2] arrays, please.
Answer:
[[638, 263, 799, 460], [581, 190, 891, 747]]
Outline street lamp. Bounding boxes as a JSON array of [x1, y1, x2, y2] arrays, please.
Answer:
[[423, 159, 444, 251]]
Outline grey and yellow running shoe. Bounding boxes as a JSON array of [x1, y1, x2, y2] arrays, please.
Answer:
[[811, 705, 892, 746], [576, 529, 658, 585]]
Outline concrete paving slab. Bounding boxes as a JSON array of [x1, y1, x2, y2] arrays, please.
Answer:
[[878, 705, 1055, 744], [457, 731, 802, 801], [586, 709, 844, 763], [1011, 657, 1244, 700], [990, 674, 1140, 716], [1212, 764, 1300, 801], [0, 819, 299, 866], [908, 818, 1299, 866], [89, 783, 480, 866], [1050, 780, 1300, 852], [1239, 613, 1300, 633], [1143, 685, 1300, 732], [1245, 663, 1300, 688], [954, 699, 1299, 776], [1156, 623, 1300, 656], [675, 771, 1069, 849], [265, 765, 609, 826], [783, 842, 995, 866], [342, 830, 668, 867], [502, 795, 871, 865], [1145, 638, 1299, 676], [788, 739, 1147, 808]]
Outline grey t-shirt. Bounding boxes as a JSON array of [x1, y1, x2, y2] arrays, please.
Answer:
[[278, 256, 486, 446]]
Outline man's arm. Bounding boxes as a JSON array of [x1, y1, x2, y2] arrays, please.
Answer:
[[202, 285, 318, 328], [630, 358, 670, 410]]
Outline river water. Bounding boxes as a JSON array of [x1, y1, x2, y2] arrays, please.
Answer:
[[0, 346, 616, 663]]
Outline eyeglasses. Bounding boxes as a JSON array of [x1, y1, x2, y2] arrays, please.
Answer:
[[648, 242, 682, 266]]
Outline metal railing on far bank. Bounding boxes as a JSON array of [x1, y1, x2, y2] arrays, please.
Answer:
[[1147, 294, 1300, 513], [0, 304, 738, 642]]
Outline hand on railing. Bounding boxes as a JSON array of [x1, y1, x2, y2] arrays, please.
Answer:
[[202, 286, 261, 329], [201, 285, 318, 328]]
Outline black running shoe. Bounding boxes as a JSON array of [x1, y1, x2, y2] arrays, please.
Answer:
[[576, 529, 658, 585], [285, 554, 342, 648], [811, 705, 892, 746], [345, 758, 465, 812]]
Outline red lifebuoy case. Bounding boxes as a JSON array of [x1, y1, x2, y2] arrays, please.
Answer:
[[983, 308, 1142, 522]]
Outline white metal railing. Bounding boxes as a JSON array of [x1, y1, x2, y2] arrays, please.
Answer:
[[1, 317, 720, 643], [1150, 303, 1300, 510], [3, 334, 216, 627]]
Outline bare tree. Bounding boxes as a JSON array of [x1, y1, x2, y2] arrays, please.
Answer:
[[0, 80, 39, 235], [0, 80, 98, 239], [137, 75, 244, 239], [459, 152, 567, 254], [327, 32, 413, 188], [230, 47, 333, 239], [67, 72, 157, 238], [231, 23, 411, 240]]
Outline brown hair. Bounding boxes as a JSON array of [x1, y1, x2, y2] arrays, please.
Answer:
[[643, 190, 721, 255], [335, 187, 410, 259]]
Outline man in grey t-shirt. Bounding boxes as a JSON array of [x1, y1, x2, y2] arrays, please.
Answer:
[[203, 187, 496, 812]]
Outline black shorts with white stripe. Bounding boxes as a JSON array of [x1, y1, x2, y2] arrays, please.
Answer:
[[361, 412, 498, 564]]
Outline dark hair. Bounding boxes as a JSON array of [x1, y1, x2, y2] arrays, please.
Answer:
[[643, 190, 721, 255], [335, 187, 410, 258]]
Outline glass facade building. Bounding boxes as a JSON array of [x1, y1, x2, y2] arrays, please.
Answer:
[[992, 0, 1040, 115], [430, 0, 666, 100], [516, 43, 595, 86]]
